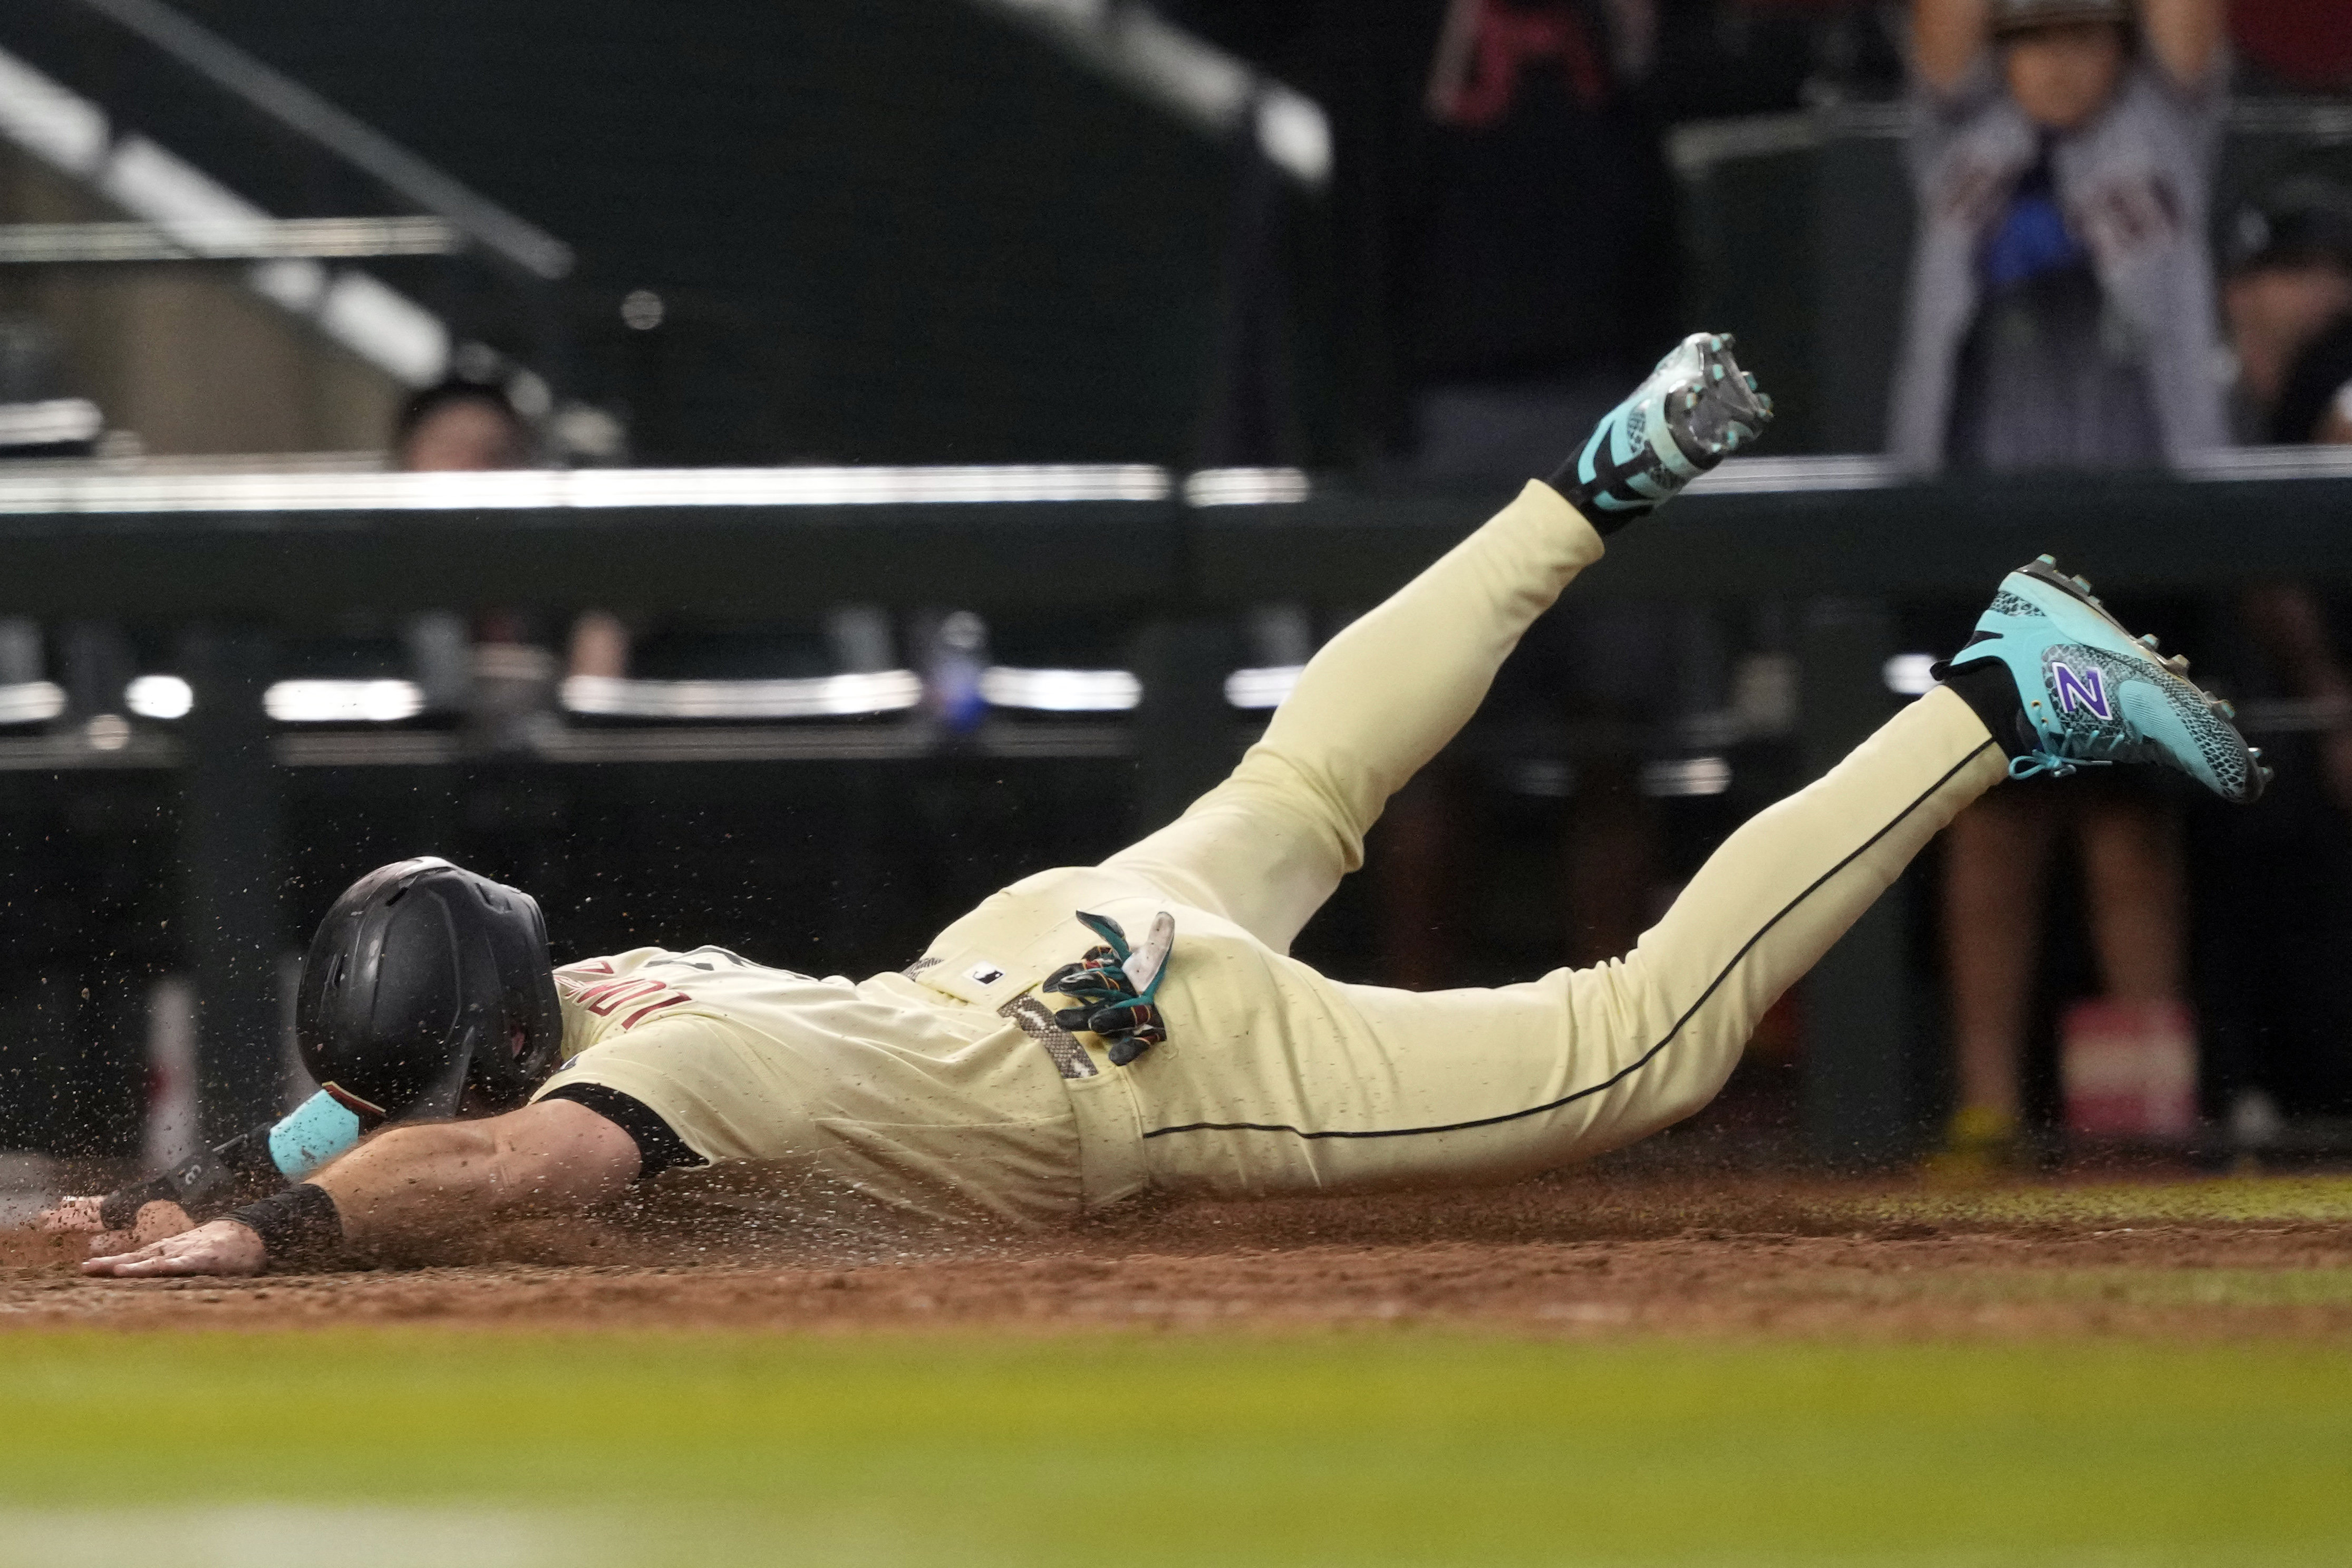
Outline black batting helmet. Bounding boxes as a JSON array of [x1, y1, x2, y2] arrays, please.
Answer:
[[295, 857, 565, 1120]]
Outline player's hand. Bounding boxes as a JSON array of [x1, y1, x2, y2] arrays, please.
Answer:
[[82, 1218, 267, 1278]]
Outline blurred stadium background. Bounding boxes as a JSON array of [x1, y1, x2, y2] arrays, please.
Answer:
[[2, 0, 2351, 1209]]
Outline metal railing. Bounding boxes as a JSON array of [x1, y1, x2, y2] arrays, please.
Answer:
[[0, 216, 463, 264], [54, 0, 570, 281], [0, 0, 579, 411], [963, 0, 1331, 189]]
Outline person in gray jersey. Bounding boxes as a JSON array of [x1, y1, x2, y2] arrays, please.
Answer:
[[1890, 0, 2229, 473], [1891, 0, 2230, 1173]]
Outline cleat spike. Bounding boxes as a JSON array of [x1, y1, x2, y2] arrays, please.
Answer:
[[2138, 633, 2160, 650], [2218, 700, 2238, 720], [2036, 553, 2058, 565]]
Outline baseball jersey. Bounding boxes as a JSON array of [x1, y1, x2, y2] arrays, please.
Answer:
[[531, 945, 1082, 1227]]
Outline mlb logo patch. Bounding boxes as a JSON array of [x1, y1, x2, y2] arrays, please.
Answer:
[[965, 961, 1006, 986], [2050, 659, 2110, 720]]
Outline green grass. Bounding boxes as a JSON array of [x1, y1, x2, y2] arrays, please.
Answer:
[[1830, 1265, 2352, 1309], [1, 1330, 2348, 1566], [1861, 1174, 2352, 1227], [7, 1175, 2351, 1565]]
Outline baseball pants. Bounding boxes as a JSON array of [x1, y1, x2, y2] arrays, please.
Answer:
[[956, 479, 2009, 1206]]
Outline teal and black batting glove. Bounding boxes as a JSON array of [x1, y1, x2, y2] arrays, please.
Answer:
[[1551, 332, 1772, 534], [1047, 909, 1174, 1067]]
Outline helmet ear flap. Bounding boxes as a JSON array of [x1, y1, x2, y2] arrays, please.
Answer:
[[458, 925, 539, 1111], [403, 1025, 479, 1120], [515, 891, 564, 1083], [520, 959, 564, 1084]]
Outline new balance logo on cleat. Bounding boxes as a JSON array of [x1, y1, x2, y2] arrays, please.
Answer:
[[2049, 660, 2110, 721]]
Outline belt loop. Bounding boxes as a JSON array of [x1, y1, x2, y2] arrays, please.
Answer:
[[1063, 1067, 1148, 1211]]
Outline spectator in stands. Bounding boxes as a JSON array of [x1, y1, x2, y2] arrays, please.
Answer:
[[1378, 0, 1710, 984], [393, 379, 626, 733], [1893, 0, 2229, 1173], [2201, 178, 2352, 1140], [1408, 0, 1676, 475], [1893, 0, 2228, 470], [393, 379, 537, 473], [2228, 179, 2352, 450], [2222, 182, 2352, 807]]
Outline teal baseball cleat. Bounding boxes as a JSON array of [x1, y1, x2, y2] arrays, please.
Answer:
[[1945, 556, 2269, 804], [1550, 332, 1773, 530]]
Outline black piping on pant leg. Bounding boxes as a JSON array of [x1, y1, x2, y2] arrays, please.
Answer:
[[1141, 740, 1999, 1145]]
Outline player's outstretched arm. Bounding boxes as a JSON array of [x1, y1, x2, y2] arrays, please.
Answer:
[[81, 1098, 640, 1278]]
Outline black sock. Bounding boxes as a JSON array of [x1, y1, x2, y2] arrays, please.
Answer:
[[1541, 471, 1643, 536], [1940, 657, 2034, 759]]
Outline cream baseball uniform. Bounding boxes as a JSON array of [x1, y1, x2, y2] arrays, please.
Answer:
[[535, 480, 2008, 1225]]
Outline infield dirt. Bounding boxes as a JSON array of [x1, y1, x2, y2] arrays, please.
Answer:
[[5, 1172, 2350, 1340]]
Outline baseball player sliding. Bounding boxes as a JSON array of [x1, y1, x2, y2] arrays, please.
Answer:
[[56, 334, 2265, 1276]]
